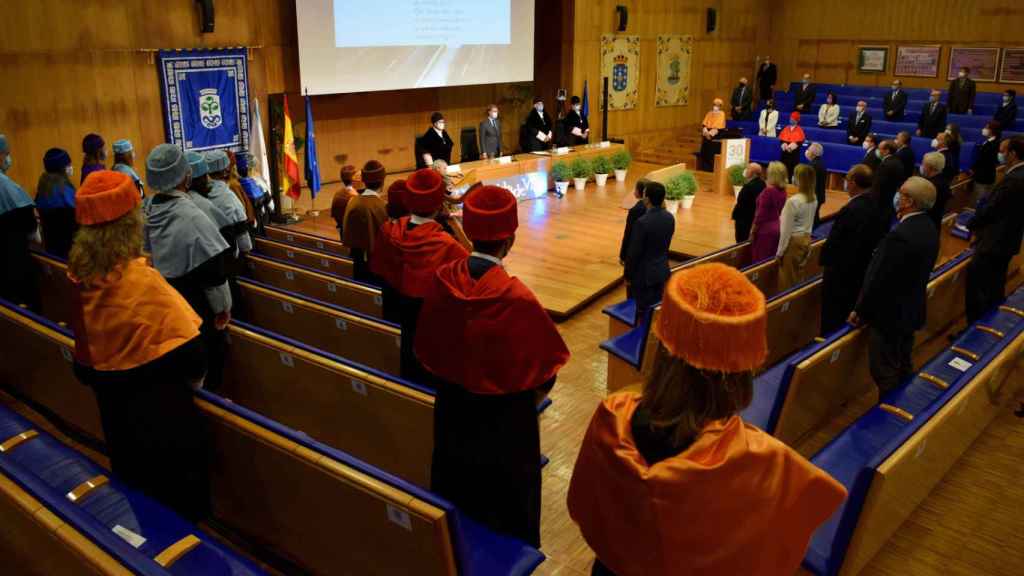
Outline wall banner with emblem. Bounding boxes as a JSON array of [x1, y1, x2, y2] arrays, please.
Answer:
[[601, 35, 640, 110], [656, 35, 693, 107], [157, 48, 250, 152]]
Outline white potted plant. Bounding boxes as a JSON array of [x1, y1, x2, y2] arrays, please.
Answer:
[[727, 164, 746, 198], [571, 157, 592, 190], [591, 155, 612, 187], [551, 161, 571, 197], [612, 149, 632, 181]]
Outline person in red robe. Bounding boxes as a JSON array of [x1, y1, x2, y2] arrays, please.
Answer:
[[370, 168, 468, 382], [568, 263, 847, 576], [779, 110, 807, 179], [415, 185, 570, 547]]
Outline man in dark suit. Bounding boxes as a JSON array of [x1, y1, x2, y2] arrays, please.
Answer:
[[806, 142, 827, 227], [883, 80, 908, 122], [965, 137, 1024, 323], [917, 90, 948, 139], [620, 178, 650, 301], [730, 77, 754, 120], [793, 73, 816, 113], [523, 96, 553, 153], [820, 165, 883, 335], [947, 67, 977, 115], [731, 163, 765, 242], [478, 104, 503, 159], [872, 140, 906, 226], [562, 95, 590, 146], [920, 152, 951, 228], [933, 133, 957, 182], [846, 100, 872, 146], [625, 182, 675, 321], [850, 177, 940, 394], [756, 57, 777, 102], [419, 111, 454, 169], [994, 89, 1018, 129], [862, 134, 881, 171], [895, 132, 916, 180]]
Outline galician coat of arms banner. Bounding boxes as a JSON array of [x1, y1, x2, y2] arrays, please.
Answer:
[[156, 48, 251, 152], [656, 35, 693, 107], [601, 35, 640, 110]]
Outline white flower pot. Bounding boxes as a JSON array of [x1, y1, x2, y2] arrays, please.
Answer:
[[614, 169, 628, 181], [682, 195, 695, 209], [554, 181, 570, 196], [733, 185, 742, 198], [595, 173, 609, 186], [573, 177, 589, 190], [665, 200, 680, 213]]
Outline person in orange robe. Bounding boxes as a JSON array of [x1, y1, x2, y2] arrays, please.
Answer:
[[568, 263, 847, 576], [698, 98, 728, 171], [415, 185, 570, 547], [370, 168, 469, 382], [780, 110, 807, 179], [68, 171, 210, 522], [330, 164, 359, 240]]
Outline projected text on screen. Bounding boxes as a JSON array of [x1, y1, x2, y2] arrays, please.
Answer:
[[335, 0, 511, 47]]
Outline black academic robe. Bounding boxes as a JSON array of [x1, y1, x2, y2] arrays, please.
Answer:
[[563, 110, 589, 146], [523, 109, 554, 152], [419, 128, 454, 168], [0, 205, 38, 309], [732, 178, 766, 242], [819, 194, 883, 335]]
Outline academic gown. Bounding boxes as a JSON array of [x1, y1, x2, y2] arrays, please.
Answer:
[[778, 125, 806, 177], [0, 171, 38, 307], [416, 256, 570, 547], [69, 258, 209, 522], [239, 176, 272, 233], [80, 163, 105, 185], [563, 110, 589, 146], [35, 180, 77, 260], [419, 128, 453, 168], [523, 109, 554, 152], [342, 192, 389, 284], [111, 163, 145, 198]]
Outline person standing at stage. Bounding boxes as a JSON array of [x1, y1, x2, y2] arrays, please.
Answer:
[[111, 139, 144, 198], [568, 263, 846, 576], [750, 162, 789, 263], [331, 165, 359, 241], [343, 160, 389, 284], [624, 182, 674, 322], [779, 112, 805, 178], [416, 184, 570, 548], [35, 148, 78, 259], [731, 163, 765, 243], [0, 134, 40, 307], [620, 178, 650, 300], [419, 112, 454, 169], [479, 104, 503, 159], [80, 133, 106, 185], [523, 96, 553, 152], [68, 170, 209, 522], [563, 95, 590, 146], [371, 168, 468, 381]]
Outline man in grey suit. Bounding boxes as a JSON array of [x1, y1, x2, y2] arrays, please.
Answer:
[[479, 104, 503, 159]]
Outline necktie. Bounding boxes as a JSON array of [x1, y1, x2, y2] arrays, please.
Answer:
[[491, 118, 496, 129]]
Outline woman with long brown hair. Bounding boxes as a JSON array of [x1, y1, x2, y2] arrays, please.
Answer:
[[778, 162, 819, 289]]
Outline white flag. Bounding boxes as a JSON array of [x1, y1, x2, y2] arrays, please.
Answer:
[[251, 97, 271, 184]]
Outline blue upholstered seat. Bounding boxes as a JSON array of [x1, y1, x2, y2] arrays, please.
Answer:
[[599, 322, 650, 370], [602, 298, 638, 327]]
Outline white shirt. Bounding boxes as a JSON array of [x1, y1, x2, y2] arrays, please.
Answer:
[[409, 213, 434, 225], [777, 194, 818, 258], [899, 210, 926, 223], [433, 127, 445, 139], [470, 251, 504, 268], [1006, 162, 1024, 175], [362, 189, 380, 198]]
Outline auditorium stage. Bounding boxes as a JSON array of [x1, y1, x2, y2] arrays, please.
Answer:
[[283, 161, 848, 320]]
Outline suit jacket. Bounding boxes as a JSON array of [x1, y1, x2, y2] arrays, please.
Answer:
[[820, 193, 883, 282], [896, 145, 916, 180], [972, 137, 1000, 185], [883, 90, 907, 121], [419, 128, 453, 168], [811, 157, 827, 207], [625, 206, 675, 288], [939, 148, 957, 181], [523, 109, 554, 152], [756, 63, 777, 98], [620, 200, 647, 262], [846, 111, 872, 144], [947, 77, 976, 114], [862, 147, 881, 171], [918, 101, 947, 138], [731, 84, 753, 119], [994, 101, 1018, 129], [562, 110, 589, 146], [872, 155, 906, 223], [794, 83, 816, 112], [478, 117, 503, 158], [731, 178, 766, 242], [925, 174, 952, 228], [968, 165, 1024, 258], [856, 213, 940, 332]]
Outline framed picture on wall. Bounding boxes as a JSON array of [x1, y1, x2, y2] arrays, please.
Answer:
[[999, 48, 1024, 84], [858, 46, 889, 73], [894, 45, 941, 78], [948, 47, 1000, 82]]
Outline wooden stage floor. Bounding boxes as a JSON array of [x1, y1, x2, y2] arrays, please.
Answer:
[[284, 162, 848, 320]]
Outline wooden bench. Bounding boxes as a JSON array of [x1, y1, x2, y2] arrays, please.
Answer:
[[263, 225, 350, 257], [243, 253, 382, 318], [253, 237, 354, 278]]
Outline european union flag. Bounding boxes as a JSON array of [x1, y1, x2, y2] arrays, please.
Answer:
[[304, 92, 321, 199], [582, 79, 590, 119]]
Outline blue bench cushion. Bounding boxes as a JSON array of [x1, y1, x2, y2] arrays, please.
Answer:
[[602, 299, 638, 327], [599, 323, 649, 370]]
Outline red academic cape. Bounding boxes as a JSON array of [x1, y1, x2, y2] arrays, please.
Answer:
[[415, 258, 570, 395], [369, 217, 468, 298], [779, 124, 806, 144], [568, 393, 847, 576]]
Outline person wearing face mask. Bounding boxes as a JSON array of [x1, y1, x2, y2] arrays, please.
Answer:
[[917, 90, 947, 139], [894, 131, 916, 180], [947, 66, 976, 115], [184, 151, 232, 234], [970, 121, 1002, 203], [419, 111, 454, 169], [846, 100, 872, 146], [730, 77, 753, 120], [478, 104, 503, 159], [884, 80, 907, 121], [871, 139, 906, 227], [731, 163, 765, 243], [861, 134, 881, 170], [965, 136, 1024, 324], [920, 152, 951, 228], [698, 98, 727, 171], [793, 73, 816, 113], [0, 134, 40, 308], [111, 139, 144, 199], [35, 148, 78, 259], [80, 133, 107, 184], [563, 95, 590, 146], [849, 176, 939, 394], [779, 111, 805, 178], [993, 89, 1017, 129], [758, 99, 779, 137], [523, 96, 553, 152], [817, 91, 840, 128], [804, 143, 827, 228], [931, 132, 957, 182], [756, 56, 777, 102]]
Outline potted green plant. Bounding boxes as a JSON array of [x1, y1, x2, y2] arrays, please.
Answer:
[[591, 155, 612, 187], [665, 171, 698, 212], [611, 149, 632, 180], [571, 157, 592, 190], [551, 161, 571, 197], [727, 164, 747, 198]]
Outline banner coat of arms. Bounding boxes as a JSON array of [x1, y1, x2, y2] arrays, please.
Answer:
[[601, 35, 640, 110], [656, 35, 693, 107]]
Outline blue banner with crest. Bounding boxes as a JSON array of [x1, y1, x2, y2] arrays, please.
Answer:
[[156, 48, 250, 152]]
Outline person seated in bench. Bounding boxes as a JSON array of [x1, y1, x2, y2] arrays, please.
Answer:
[[849, 177, 939, 394], [145, 144, 232, 389], [817, 91, 840, 128], [416, 184, 570, 548], [331, 165, 359, 241], [343, 160, 389, 284], [779, 111, 805, 178], [372, 168, 468, 381], [758, 99, 779, 137], [68, 169, 210, 522], [567, 263, 846, 576]]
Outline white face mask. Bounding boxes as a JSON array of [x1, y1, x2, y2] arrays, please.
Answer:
[[862, 141, 871, 150], [713, 105, 721, 112], [958, 72, 967, 79], [573, 105, 581, 112], [892, 85, 899, 91], [857, 107, 865, 114], [435, 122, 445, 131], [535, 104, 544, 113], [65, 165, 74, 177], [982, 128, 991, 138], [489, 111, 498, 119], [803, 78, 810, 85], [931, 138, 939, 149], [1005, 97, 1012, 105]]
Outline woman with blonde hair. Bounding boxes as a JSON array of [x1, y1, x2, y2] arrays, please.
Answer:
[[749, 161, 789, 263], [777, 163, 819, 289], [568, 263, 846, 576]]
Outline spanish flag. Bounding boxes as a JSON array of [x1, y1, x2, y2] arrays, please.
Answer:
[[282, 94, 301, 200]]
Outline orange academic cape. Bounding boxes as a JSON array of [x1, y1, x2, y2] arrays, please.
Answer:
[[568, 393, 847, 576], [779, 125, 806, 144], [69, 258, 202, 371], [702, 110, 726, 130], [369, 217, 469, 298], [414, 258, 570, 394]]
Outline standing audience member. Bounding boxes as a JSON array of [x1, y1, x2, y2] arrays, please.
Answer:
[[111, 139, 144, 198], [0, 134, 40, 307], [994, 90, 1017, 129], [207, 150, 255, 242], [873, 140, 906, 225], [932, 132, 957, 182], [417, 184, 569, 549], [568, 263, 846, 576], [731, 77, 753, 120], [884, 80, 907, 121], [793, 73, 816, 113], [895, 131, 916, 180], [777, 164, 818, 289], [862, 134, 881, 171], [624, 182, 675, 322], [947, 67, 976, 115], [750, 162, 789, 263], [80, 133, 106, 184], [342, 160, 389, 284], [144, 144, 232, 390], [758, 99, 780, 137], [917, 90, 947, 138], [699, 98, 727, 171], [479, 104, 503, 159], [846, 100, 872, 145], [68, 170, 209, 522], [185, 151, 232, 234], [756, 56, 777, 102], [820, 165, 882, 335], [779, 112, 805, 178], [944, 123, 963, 178], [620, 178, 650, 299], [971, 121, 1002, 203], [331, 165, 359, 240], [965, 137, 1024, 324], [806, 142, 827, 227], [36, 148, 77, 259], [224, 151, 256, 227], [920, 152, 951, 228], [850, 177, 939, 394], [731, 163, 765, 243], [817, 92, 840, 128], [419, 112, 454, 168]]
